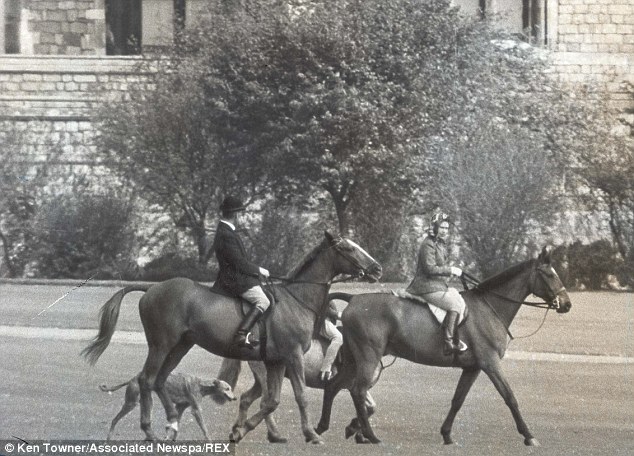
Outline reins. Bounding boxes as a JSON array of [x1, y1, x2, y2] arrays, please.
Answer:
[[461, 269, 560, 340], [261, 239, 375, 316]]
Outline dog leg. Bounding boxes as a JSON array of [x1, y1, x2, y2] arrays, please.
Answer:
[[107, 401, 137, 440], [190, 405, 210, 440]]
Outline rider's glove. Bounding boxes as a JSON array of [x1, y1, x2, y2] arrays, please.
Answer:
[[259, 267, 270, 278], [450, 267, 463, 277]]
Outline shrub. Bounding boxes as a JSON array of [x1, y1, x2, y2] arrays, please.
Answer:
[[33, 191, 137, 279], [552, 240, 624, 290], [139, 253, 216, 282]]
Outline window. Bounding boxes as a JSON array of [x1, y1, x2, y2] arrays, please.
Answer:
[[4, 0, 21, 54], [522, 0, 546, 45], [105, 0, 142, 55]]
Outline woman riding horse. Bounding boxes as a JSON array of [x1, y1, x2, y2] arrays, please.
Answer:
[[407, 212, 467, 355]]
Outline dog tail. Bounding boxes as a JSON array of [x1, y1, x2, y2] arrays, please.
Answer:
[[217, 359, 242, 390], [99, 380, 129, 393]]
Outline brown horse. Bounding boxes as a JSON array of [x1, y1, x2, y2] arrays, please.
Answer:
[[82, 231, 381, 443], [217, 334, 380, 443], [316, 247, 571, 446]]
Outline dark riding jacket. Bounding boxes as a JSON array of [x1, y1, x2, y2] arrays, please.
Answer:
[[406, 235, 453, 295], [212, 221, 260, 296]]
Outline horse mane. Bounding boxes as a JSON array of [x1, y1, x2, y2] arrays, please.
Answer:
[[476, 259, 536, 291], [285, 238, 331, 280]]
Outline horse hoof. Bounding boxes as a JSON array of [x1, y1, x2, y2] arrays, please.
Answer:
[[442, 434, 454, 445], [305, 435, 324, 444], [267, 432, 288, 444], [229, 428, 244, 443], [165, 430, 177, 441], [355, 433, 371, 444], [368, 435, 381, 444], [345, 425, 355, 439], [525, 438, 541, 446], [314, 424, 327, 435]]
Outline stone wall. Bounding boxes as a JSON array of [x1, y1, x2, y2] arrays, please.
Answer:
[[551, 0, 633, 113], [0, 55, 151, 173], [556, 0, 633, 54], [22, 0, 106, 55]]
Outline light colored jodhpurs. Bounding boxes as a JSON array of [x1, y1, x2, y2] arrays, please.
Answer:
[[241, 286, 271, 312], [423, 288, 466, 321], [319, 319, 343, 373]]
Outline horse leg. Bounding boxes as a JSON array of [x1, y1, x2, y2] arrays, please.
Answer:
[[233, 379, 260, 433], [346, 335, 383, 444], [440, 367, 481, 444], [315, 365, 349, 435], [242, 361, 285, 443], [138, 347, 169, 441], [155, 338, 194, 440], [284, 351, 323, 444], [345, 391, 377, 443], [484, 362, 540, 446], [230, 361, 285, 443], [236, 380, 286, 443]]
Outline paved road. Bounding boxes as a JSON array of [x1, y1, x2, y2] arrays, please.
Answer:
[[0, 283, 632, 455]]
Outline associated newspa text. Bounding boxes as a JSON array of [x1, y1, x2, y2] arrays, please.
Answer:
[[1, 441, 233, 456]]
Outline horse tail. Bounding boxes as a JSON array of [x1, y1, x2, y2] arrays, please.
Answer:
[[81, 285, 150, 366], [217, 358, 242, 390], [328, 292, 354, 302]]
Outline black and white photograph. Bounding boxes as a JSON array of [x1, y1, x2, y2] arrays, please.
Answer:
[[1, 1, 632, 455]]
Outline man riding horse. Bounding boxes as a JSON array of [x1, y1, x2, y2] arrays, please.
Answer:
[[407, 212, 467, 355], [212, 196, 270, 349]]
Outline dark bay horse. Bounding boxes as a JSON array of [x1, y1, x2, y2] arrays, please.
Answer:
[[217, 335, 380, 443], [316, 247, 571, 446], [82, 231, 382, 443]]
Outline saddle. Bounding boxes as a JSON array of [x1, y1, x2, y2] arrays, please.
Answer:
[[208, 285, 276, 359], [391, 290, 468, 326]]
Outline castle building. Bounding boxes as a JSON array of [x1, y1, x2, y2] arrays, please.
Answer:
[[0, 0, 632, 159]]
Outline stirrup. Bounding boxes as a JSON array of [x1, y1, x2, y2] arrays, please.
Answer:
[[455, 339, 468, 352], [234, 332, 259, 349]]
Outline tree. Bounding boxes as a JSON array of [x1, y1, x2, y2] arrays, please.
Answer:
[[95, 0, 602, 277], [431, 122, 561, 276], [0, 123, 59, 277], [422, 34, 582, 276], [570, 90, 634, 286], [95, 53, 271, 264]]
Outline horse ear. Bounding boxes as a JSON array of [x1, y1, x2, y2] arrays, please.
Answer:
[[538, 246, 552, 264], [324, 230, 336, 243]]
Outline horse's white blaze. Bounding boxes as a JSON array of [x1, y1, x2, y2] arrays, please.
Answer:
[[347, 239, 378, 264]]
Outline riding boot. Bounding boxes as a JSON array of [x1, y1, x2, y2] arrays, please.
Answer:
[[442, 311, 467, 355], [453, 314, 468, 353], [233, 307, 264, 349]]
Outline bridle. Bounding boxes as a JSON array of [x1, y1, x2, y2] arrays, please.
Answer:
[[464, 263, 566, 340], [464, 265, 564, 311], [263, 238, 379, 315], [266, 237, 377, 286]]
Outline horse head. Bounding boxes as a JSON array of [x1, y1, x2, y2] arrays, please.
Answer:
[[530, 246, 571, 314], [325, 231, 382, 283]]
